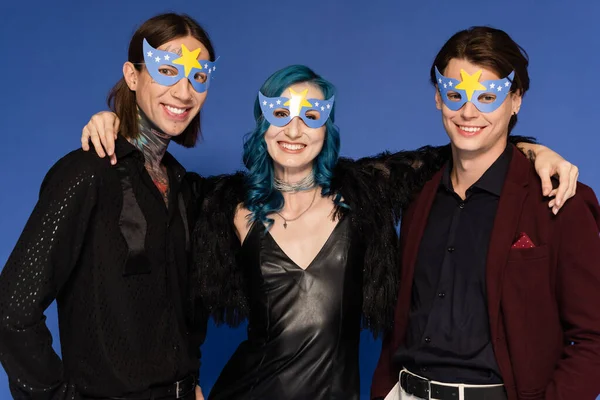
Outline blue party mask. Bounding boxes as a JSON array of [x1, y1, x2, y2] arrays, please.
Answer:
[[142, 38, 218, 93], [435, 67, 515, 113], [259, 88, 334, 129]]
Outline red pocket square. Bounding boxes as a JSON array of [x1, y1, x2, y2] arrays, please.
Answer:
[[512, 232, 536, 249]]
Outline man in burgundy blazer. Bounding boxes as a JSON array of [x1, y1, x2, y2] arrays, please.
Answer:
[[372, 27, 600, 400]]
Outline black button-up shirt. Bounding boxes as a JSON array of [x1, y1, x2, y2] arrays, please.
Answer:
[[0, 138, 205, 399], [395, 144, 513, 384]]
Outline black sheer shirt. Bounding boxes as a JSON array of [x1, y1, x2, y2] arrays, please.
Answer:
[[0, 138, 205, 399]]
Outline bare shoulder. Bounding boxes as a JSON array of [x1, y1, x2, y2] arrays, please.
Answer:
[[234, 204, 253, 244]]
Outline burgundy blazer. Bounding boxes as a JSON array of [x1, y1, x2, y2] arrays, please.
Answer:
[[371, 146, 600, 400]]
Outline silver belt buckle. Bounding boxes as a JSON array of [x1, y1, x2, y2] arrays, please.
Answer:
[[175, 380, 181, 399], [402, 370, 431, 399], [422, 375, 432, 400]]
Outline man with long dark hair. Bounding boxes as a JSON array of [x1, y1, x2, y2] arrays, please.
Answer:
[[0, 13, 217, 399]]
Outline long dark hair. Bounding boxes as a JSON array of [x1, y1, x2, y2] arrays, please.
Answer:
[[107, 13, 215, 147]]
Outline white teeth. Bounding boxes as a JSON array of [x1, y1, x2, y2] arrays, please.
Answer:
[[280, 143, 305, 150], [165, 105, 186, 115], [460, 126, 482, 133]]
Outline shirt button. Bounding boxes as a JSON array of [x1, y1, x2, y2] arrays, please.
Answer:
[[459, 202, 465, 209], [425, 336, 431, 343], [447, 247, 455, 253], [173, 345, 179, 351], [438, 292, 446, 298], [421, 366, 429, 372]]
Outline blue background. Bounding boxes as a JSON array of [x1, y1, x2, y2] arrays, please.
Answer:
[[1, 0, 599, 398]]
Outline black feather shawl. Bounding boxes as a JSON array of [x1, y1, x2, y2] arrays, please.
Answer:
[[192, 152, 446, 336], [193, 172, 248, 328], [192, 136, 536, 337]]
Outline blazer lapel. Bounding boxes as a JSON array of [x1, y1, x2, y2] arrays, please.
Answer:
[[486, 146, 530, 338]]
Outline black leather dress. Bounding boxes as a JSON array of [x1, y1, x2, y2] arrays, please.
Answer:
[[195, 154, 453, 400], [208, 215, 363, 400]]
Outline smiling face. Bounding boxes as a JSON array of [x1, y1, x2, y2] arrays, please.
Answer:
[[124, 35, 210, 137], [435, 58, 522, 157], [264, 82, 326, 178]]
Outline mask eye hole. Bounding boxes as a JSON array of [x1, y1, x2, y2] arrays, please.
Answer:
[[446, 91, 462, 102], [193, 71, 207, 83], [158, 65, 178, 76], [273, 109, 289, 118], [477, 93, 497, 104], [304, 110, 321, 121]]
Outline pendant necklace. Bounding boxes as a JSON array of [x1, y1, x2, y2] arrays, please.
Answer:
[[276, 188, 318, 229]]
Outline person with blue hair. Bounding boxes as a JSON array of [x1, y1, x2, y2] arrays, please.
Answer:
[[81, 64, 577, 399], [195, 64, 408, 399]]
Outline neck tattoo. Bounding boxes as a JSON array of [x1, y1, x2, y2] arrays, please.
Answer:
[[130, 107, 171, 206]]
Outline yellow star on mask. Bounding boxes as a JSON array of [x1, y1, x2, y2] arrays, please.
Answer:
[[454, 69, 487, 101], [284, 88, 313, 117], [172, 44, 202, 78]]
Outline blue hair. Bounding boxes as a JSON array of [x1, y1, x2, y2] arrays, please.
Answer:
[[242, 64, 342, 228]]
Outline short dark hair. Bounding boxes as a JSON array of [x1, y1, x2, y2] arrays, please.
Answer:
[[430, 26, 529, 133], [107, 13, 215, 147]]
